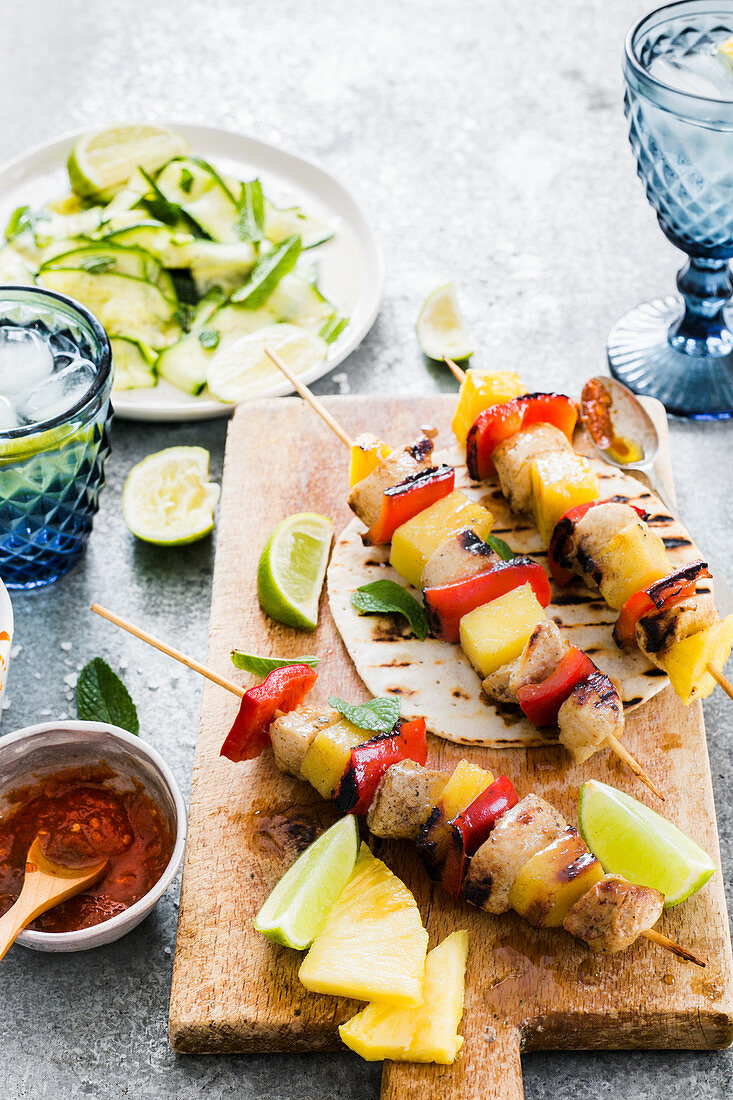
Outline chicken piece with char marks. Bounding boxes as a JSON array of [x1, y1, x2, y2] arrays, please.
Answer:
[[557, 672, 624, 765], [420, 529, 500, 590], [563, 873, 664, 953], [348, 436, 434, 529], [493, 424, 573, 515], [367, 760, 448, 840]]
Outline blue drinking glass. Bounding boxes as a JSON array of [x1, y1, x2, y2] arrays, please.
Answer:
[[609, 1, 733, 417], [0, 286, 113, 589]]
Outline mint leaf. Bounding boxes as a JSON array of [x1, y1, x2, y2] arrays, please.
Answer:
[[198, 328, 220, 350], [237, 179, 265, 244], [319, 314, 348, 344], [230, 651, 320, 676], [231, 235, 301, 309], [180, 167, 194, 195], [5, 205, 31, 242], [351, 580, 429, 641], [328, 695, 401, 734], [76, 658, 139, 735], [485, 534, 515, 561]]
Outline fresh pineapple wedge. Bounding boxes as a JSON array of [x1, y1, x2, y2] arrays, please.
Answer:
[[509, 828, 604, 927], [595, 521, 670, 610], [299, 843, 428, 1006], [390, 489, 494, 588], [301, 718, 370, 798], [660, 614, 733, 704], [350, 432, 392, 487], [530, 450, 600, 544], [451, 370, 526, 443], [339, 929, 469, 1064], [459, 583, 545, 677]]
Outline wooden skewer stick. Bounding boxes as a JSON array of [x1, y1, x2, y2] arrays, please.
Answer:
[[641, 928, 705, 967], [607, 734, 665, 802], [264, 347, 353, 448], [91, 604, 245, 699], [444, 357, 467, 384], [707, 662, 733, 703]]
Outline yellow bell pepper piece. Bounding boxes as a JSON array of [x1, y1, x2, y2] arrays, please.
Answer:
[[451, 370, 526, 444]]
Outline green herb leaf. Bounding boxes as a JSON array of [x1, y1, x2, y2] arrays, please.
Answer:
[[198, 328, 221, 350], [78, 255, 116, 275], [76, 658, 139, 736], [485, 534, 515, 561], [237, 179, 265, 244], [179, 167, 195, 195], [230, 651, 320, 676], [351, 580, 429, 641], [5, 205, 32, 241], [327, 695, 401, 734], [231, 235, 301, 309], [319, 314, 348, 344], [172, 305, 192, 329]]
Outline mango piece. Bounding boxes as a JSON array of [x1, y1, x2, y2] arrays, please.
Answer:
[[459, 583, 545, 677], [509, 829, 604, 927], [529, 451, 600, 545], [452, 370, 526, 444], [389, 490, 494, 588], [595, 521, 670, 610], [349, 432, 392, 487], [416, 759, 494, 878], [339, 929, 469, 1064], [661, 614, 733, 704], [301, 718, 369, 798]]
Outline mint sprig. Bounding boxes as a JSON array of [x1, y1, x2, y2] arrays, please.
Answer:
[[237, 179, 265, 244], [231, 235, 301, 309], [485, 534, 515, 561], [328, 695, 401, 734], [231, 651, 320, 676], [351, 580, 429, 640], [76, 658, 139, 736]]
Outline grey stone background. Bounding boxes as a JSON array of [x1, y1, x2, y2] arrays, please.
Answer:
[[1, 0, 732, 1096]]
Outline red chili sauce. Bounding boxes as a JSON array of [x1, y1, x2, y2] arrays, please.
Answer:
[[581, 379, 643, 465], [0, 765, 174, 933]]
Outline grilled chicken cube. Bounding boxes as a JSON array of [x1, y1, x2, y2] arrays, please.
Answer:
[[508, 826, 604, 927], [390, 490, 494, 588], [415, 759, 494, 878], [366, 760, 448, 840], [572, 501, 642, 587], [557, 671, 624, 765], [563, 873, 664, 953], [595, 521, 670, 610], [481, 660, 519, 705], [482, 620, 567, 705], [270, 705, 341, 778], [636, 591, 716, 659], [347, 437, 434, 528], [462, 794, 567, 914], [420, 529, 500, 590], [493, 424, 573, 515]]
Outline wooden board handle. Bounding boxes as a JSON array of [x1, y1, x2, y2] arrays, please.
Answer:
[[380, 1026, 523, 1100]]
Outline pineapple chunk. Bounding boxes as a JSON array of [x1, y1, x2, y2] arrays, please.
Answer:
[[299, 843, 428, 1006], [416, 759, 493, 877], [301, 719, 370, 798], [660, 614, 733, 704], [390, 490, 494, 588], [350, 433, 392, 487], [595, 521, 670, 610], [452, 370, 526, 443], [339, 930, 469, 1064], [508, 828, 604, 927], [459, 583, 545, 678], [530, 451, 600, 545]]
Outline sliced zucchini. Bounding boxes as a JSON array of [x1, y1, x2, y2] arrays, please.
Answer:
[[190, 287, 227, 328], [266, 272, 335, 331], [157, 302, 275, 394], [33, 206, 105, 246], [174, 240, 257, 294], [102, 222, 195, 267], [265, 201, 334, 249], [40, 269, 181, 349], [158, 159, 240, 242], [0, 244, 37, 285], [40, 243, 162, 283], [111, 335, 157, 391], [155, 158, 222, 204]]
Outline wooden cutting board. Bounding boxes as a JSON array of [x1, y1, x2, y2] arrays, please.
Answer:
[[169, 396, 733, 1099]]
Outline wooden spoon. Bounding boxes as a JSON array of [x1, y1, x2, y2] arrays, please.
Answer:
[[0, 836, 107, 961]]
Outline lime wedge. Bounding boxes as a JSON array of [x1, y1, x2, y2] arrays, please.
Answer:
[[254, 815, 359, 949], [257, 512, 333, 631], [578, 779, 716, 908], [68, 124, 189, 200], [122, 446, 220, 545], [207, 323, 327, 404], [417, 284, 473, 361]]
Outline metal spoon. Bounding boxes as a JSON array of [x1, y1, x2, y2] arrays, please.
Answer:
[[581, 376, 733, 615]]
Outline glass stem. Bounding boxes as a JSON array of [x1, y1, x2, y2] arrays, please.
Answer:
[[669, 256, 733, 357]]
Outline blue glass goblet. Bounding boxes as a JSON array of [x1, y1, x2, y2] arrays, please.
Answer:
[[609, 0, 733, 417]]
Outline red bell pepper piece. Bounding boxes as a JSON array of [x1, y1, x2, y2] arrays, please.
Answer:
[[613, 559, 711, 649], [548, 500, 650, 586], [440, 775, 519, 898], [363, 465, 455, 545], [424, 556, 551, 643], [334, 716, 428, 814], [219, 664, 318, 762], [466, 393, 578, 481], [517, 646, 596, 728]]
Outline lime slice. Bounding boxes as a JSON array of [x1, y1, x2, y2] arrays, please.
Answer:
[[257, 511, 333, 631], [122, 445, 220, 545], [207, 323, 327, 404], [578, 779, 716, 908], [417, 284, 473, 361], [254, 815, 359, 949], [68, 124, 189, 200]]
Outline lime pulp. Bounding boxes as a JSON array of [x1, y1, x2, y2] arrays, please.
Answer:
[[416, 283, 473, 361], [121, 445, 220, 545], [257, 512, 333, 631], [67, 124, 189, 200]]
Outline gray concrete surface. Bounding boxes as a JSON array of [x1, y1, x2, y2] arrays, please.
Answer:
[[0, 0, 732, 1096]]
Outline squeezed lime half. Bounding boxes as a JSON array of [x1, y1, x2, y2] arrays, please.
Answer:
[[417, 284, 473, 361], [122, 445, 220, 545], [254, 815, 359, 949], [257, 511, 333, 631]]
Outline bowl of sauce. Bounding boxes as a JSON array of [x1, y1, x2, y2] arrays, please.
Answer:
[[0, 721, 186, 951]]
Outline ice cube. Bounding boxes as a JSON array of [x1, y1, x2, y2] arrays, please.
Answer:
[[49, 332, 80, 358], [17, 359, 96, 425], [0, 395, 18, 431], [649, 51, 733, 99], [0, 326, 54, 398]]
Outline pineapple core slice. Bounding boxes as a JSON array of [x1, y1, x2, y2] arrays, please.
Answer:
[[299, 843, 428, 1007], [339, 929, 469, 1063]]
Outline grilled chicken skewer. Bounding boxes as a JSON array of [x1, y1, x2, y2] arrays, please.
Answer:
[[265, 347, 663, 798]]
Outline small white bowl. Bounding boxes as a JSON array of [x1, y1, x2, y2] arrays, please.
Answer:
[[0, 720, 187, 952], [0, 579, 14, 722]]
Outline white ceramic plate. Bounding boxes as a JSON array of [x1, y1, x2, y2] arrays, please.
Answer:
[[0, 124, 384, 422]]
